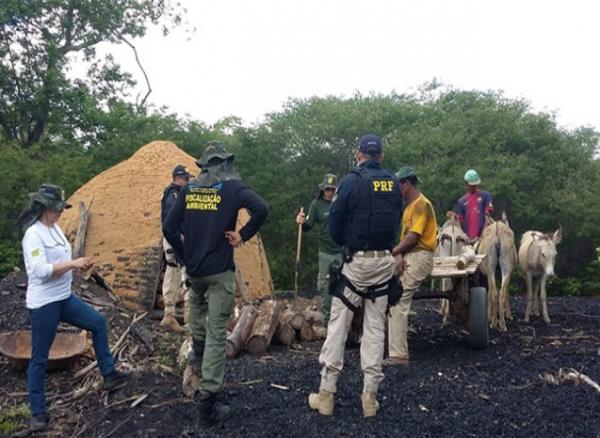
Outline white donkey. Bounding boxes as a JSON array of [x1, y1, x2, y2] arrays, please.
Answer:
[[477, 213, 518, 332], [518, 227, 562, 324], [435, 212, 472, 324]]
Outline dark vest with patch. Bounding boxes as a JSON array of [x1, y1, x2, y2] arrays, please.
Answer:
[[345, 165, 402, 251], [161, 183, 180, 225]]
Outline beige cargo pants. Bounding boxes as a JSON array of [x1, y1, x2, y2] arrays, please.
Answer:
[[318, 251, 394, 394], [388, 250, 434, 359], [162, 237, 187, 318]]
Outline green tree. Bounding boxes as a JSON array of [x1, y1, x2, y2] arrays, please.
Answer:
[[0, 0, 183, 147]]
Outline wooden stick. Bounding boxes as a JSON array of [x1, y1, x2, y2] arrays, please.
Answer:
[[74, 312, 147, 379], [559, 368, 600, 393], [294, 207, 304, 292]]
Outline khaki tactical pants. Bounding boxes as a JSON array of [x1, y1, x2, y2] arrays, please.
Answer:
[[187, 270, 235, 394], [388, 250, 434, 359], [317, 251, 342, 326], [162, 237, 187, 316], [319, 251, 394, 394]]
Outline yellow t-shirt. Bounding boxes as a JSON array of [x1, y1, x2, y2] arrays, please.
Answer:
[[400, 193, 437, 252]]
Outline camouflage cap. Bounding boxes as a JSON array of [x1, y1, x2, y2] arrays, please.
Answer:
[[396, 166, 422, 183], [319, 173, 337, 190], [29, 184, 72, 212], [195, 141, 234, 168]]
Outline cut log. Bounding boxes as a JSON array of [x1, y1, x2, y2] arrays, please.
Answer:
[[226, 304, 258, 359], [290, 311, 305, 331], [299, 321, 315, 342], [227, 305, 242, 332], [303, 308, 323, 327], [313, 326, 327, 339], [456, 246, 476, 270], [274, 309, 296, 345], [73, 201, 91, 259], [274, 323, 295, 346], [246, 300, 283, 354]]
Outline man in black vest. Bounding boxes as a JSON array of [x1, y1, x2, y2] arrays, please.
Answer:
[[160, 164, 193, 332], [163, 142, 268, 427], [308, 133, 403, 418]]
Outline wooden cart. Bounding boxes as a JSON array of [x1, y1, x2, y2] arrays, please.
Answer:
[[413, 254, 488, 349]]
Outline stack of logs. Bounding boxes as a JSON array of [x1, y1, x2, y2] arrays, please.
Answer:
[[226, 299, 326, 359]]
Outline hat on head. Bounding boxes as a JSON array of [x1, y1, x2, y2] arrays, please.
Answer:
[[464, 169, 481, 186], [172, 164, 193, 179], [29, 184, 71, 212], [396, 166, 422, 183], [195, 141, 234, 168], [358, 133, 383, 155], [319, 174, 337, 190]]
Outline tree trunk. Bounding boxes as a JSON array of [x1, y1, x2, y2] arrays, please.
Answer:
[[246, 300, 283, 354], [226, 304, 258, 359]]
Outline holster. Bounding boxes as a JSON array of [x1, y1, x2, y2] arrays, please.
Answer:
[[327, 260, 345, 297], [387, 274, 403, 308]]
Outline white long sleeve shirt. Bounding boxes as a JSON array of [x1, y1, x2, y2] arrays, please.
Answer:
[[22, 221, 72, 309]]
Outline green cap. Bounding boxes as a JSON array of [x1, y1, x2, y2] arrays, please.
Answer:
[[396, 166, 422, 183], [464, 169, 481, 185], [195, 141, 234, 168], [319, 173, 337, 190]]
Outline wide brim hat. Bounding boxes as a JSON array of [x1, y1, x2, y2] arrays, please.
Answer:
[[29, 184, 72, 211], [196, 141, 234, 167]]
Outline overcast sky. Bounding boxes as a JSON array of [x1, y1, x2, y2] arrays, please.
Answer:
[[96, 0, 600, 131]]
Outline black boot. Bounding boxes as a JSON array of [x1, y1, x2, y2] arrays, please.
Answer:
[[188, 339, 205, 371], [29, 414, 48, 432], [197, 391, 231, 428], [103, 369, 131, 391]]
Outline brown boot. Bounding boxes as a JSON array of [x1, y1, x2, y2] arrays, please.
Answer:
[[308, 390, 334, 416], [361, 391, 380, 417], [160, 314, 185, 333]]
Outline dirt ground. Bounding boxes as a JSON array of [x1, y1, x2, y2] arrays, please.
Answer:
[[1, 271, 599, 437]]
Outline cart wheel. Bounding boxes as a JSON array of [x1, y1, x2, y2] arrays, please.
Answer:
[[468, 287, 488, 350]]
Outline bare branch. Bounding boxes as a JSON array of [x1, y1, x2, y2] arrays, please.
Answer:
[[115, 33, 152, 110]]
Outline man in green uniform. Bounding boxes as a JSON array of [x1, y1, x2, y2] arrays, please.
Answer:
[[164, 142, 269, 427], [296, 174, 342, 325]]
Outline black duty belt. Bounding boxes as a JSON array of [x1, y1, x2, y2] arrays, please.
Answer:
[[336, 277, 390, 313]]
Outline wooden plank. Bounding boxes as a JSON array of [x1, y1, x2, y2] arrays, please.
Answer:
[[73, 201, 91, 259]]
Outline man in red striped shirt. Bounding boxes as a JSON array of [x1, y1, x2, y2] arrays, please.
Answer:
[[456, 169, 493, 241]]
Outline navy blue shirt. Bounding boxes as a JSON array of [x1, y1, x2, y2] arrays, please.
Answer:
[[163, 179, 268, 277]]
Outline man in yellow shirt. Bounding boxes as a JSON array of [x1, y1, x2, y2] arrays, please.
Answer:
[[387, 166, 437, 365]]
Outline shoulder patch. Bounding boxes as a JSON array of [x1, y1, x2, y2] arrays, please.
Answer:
[[31, 248, 41, 257]]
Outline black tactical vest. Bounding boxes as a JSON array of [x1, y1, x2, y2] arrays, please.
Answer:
[[161, 183, 180, 225], [344, 165, 402, 251]]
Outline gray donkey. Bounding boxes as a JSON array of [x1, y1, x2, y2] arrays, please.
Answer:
[[477, 213, 518, 331], [518, 227, 562, 324]]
